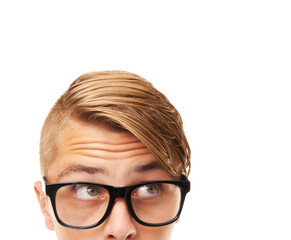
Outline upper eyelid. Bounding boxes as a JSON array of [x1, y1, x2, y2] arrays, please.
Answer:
[[133, 183, 163, 191]]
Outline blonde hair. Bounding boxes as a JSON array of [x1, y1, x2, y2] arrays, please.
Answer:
[[40, 71, 191, 178]]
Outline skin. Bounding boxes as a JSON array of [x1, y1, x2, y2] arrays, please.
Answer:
[[34, 120, 177, 240]]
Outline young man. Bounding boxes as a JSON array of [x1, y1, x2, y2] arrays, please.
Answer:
[[34, 71, 191, 240]]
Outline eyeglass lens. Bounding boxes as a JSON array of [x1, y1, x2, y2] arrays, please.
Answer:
[[55, 183, 181, 227]]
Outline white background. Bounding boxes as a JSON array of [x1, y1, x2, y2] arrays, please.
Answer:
[[0, 1, 290, 239]]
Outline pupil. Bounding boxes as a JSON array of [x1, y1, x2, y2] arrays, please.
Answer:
[[87, 186, 98, 196], [147, 184, 157, 194]]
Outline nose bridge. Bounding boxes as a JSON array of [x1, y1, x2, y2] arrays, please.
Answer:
[[103, 187, 137, 239], [114, 186, 127, 199]]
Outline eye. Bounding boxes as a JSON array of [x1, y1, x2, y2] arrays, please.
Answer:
[[133, 184, 161, 198], [73, 184, 102, 200]]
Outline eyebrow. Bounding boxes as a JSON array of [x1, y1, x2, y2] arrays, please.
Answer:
[[55, 161, 163, 182], [131, 161, 162, 173], [56, 164, 106, 181]]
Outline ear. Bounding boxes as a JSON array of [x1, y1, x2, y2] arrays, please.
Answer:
[[34, 181, 55, 231]]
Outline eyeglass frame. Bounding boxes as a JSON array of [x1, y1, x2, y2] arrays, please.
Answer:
[[45, 177, 190, 229]]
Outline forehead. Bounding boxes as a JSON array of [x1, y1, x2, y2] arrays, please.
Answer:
[[46, 120, 172, 184], [61, 119, 138, 149]]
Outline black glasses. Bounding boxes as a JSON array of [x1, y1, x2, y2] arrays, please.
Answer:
[[45, 178, 190, 229]]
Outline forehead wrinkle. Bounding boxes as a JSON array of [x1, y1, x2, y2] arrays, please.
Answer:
[[69, 148, 153, 161], [67, 140, 147, 153], [64, 139, 153, 161]]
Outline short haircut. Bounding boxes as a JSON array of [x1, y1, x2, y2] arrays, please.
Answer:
[[39, 70, 191, 178]]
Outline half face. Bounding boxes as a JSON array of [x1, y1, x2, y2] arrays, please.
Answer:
[[35, 120, 176, 240]]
